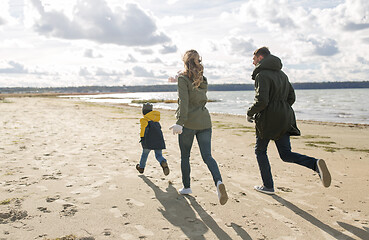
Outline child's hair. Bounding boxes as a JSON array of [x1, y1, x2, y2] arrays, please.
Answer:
[[142, 102, 153, 115]]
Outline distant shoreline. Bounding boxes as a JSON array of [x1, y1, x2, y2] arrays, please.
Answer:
[[1, 81, 368, 95]]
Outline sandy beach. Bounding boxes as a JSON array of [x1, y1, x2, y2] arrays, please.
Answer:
[[1, 96, 368, 240]]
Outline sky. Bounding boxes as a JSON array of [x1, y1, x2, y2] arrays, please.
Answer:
[[0, 0, 369, 87]]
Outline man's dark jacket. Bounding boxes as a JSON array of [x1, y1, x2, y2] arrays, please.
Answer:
[[247, 54, 300, 140]]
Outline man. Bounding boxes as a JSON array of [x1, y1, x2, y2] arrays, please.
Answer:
[[247, 47, 331, 195]]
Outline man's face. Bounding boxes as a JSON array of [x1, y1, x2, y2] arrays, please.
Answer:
[[253, 54, 264, 66]]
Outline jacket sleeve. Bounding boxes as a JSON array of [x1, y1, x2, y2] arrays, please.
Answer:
[[176, 77, 189, 126], [287, 82, 296, 106], [247, 73, 270, 116], [140, 118, 148, 137]]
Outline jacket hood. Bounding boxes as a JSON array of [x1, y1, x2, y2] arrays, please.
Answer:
[[252, 55, 283, 80], [198, 76, 208, 89], [143, 110, 160, 122], [180, 75, 208, 89]]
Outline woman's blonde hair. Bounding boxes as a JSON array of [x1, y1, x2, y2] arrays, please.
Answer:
[[182, 49, 204, 88]]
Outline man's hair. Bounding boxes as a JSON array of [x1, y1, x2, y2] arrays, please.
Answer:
[[254, 47, 271, 57]]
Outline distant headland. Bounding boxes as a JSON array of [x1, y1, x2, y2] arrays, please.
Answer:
[[1, 81, 368, 95]]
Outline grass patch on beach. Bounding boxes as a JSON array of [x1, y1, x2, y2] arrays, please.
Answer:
[[305, 141, 337, 152], [213, 121, 253, 130], [305, 140, 369, 153], [0, 199, 12, 205], [81, 102, 113, 108], [305, 141, 336, 145], [300, 134, 331, 139], [131, 99, 219, 104], [343, 147, 369, 153], [44, 235, 78, 240], [132, 99, 176, 104], [112, 109, 125, 114], [0, 97, 12, 103]]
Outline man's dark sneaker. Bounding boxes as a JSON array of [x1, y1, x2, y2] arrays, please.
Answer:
[[136, 164, 144, 174], [160, 161, 170, 176], [254, 185, 275, 195], [317, 159, 331, 187]]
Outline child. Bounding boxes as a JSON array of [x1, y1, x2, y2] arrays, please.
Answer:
[[136, 103, 169, 176]]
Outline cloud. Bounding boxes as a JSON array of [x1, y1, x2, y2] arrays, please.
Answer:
[[132, 66, 155, 78], [30, 0, 171, 46], [0, 61, 52, 76], [343, 22, 369, 31], [84, 49, 102, 58], [135, 48, 154, 55], [363, 37, 369, 43], [79, 67, 90, 76], [307, 37, 340, 56], [96, 68, 121, 76], [148, 58, 163, 63], [159, 44, 178, 54], [167, 0, 179, 5], [0, 61, 28, 74], [236, 1, 298, 30], [124, 54, 138, 63], [132, 66, 169, 80], [228, 37, 256, 55], [80, 66, 131, 76], [0, 17, 6, 25], [357, 56, 369, 65], [208, 41, 218, 51]]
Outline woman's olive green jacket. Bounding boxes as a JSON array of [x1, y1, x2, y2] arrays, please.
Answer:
[[247, 55, 300, 140], [175, 75, 212, 130]]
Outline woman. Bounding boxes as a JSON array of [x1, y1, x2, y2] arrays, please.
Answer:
[[169, 49, 228, 205]]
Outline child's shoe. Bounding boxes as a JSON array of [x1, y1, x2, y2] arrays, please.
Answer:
[[136, 164, 144, 174], [160, 161, 170, 176]]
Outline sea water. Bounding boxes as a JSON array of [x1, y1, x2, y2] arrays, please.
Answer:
[[66, 88, 369, 125]]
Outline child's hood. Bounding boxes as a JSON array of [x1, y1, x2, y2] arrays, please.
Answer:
[[143, 110, 160, 122]]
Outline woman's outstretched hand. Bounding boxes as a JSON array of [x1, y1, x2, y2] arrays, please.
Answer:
[[169, 124, 183, 134]]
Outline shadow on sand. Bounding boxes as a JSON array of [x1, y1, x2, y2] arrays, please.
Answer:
[[140, 175, 250, 239], [272, 195, 362, 240], [337, 222, 369, 240]]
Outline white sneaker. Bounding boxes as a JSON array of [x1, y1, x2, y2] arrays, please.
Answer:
[[216, 181, 228, 205], [179, 187, 192, 195]]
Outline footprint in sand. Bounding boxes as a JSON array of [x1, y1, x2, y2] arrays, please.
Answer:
[[46, 195, 60, 202], [36, 185, 48, 192], [60, 204, 77, 217], [135, 225, 154, 237], [120, 233, 134, 239], [263, 208, 301, 234], [277, 186, 293, 192], [126, 198, 144, 207], [109, 207, 123, 218], [37, 207, 51, 213], [71, 187, 101, 200]]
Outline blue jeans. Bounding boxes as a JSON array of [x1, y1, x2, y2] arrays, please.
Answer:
[[179, 127, 222, 188], [139, 148, 166, 168], [255, 133, 318, 189]]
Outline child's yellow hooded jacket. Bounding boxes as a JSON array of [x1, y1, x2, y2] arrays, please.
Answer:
[[140, 110, 161, 138]]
